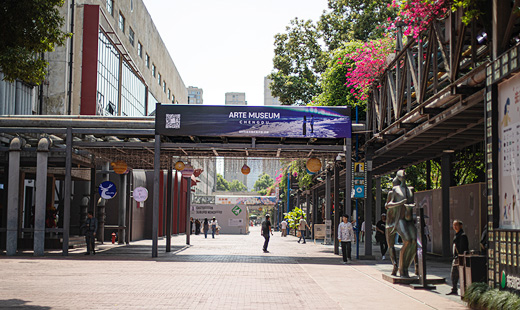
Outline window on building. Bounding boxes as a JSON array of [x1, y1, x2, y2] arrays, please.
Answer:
[[119, 12, 125, 33], [168, 89, 171, 99], [163, 81, 166, 93], [106, 0, 114, 15], [137, 42, 142, 58], [145, 54, 150, 68], [152, 64, 156, 77], [158, 73, 161, 85], [129, 27, 135, 46]]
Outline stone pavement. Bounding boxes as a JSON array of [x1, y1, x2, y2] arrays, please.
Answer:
[[0, 227, 467, 309]]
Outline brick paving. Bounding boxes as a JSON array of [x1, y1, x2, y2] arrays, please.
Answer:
[[0, 227, 467, 309]]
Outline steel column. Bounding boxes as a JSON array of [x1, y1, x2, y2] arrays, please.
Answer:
[[375, 177, 382, 219], [152, 135, 161, 257], [441, 152, 452, 257], [334, 162, 340, 255], [186, 177, 191, 245], [118, 173, 127, 244], [345, 139, 352, 217], [166, 160, 172, 252], [62, 128, 72, 255]]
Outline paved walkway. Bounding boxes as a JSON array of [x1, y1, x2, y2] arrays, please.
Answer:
[[0, 227, 467, 309]]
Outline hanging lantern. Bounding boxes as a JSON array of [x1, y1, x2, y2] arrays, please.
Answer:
[[181, 163, 194, 177], [111, 160, 128, 174], [174, 161, 185, 171], [193, 168, 203, 177], [306, 157, 321, 173], [241, 164, 250, 175]]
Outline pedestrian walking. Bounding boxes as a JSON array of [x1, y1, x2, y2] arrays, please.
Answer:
[[375, 214, 388, 260], [447, 219, 469, 295], [195, 219, 201, 235], [203, 218, 209, 238], [210, 217, 218, 238], [297, 216, 310, 244], [338, 215, 354, 264], [280, 219, 288, 237], [261, 214, 273, 253], [80, 211, 98, 255], [360, 221, 365, 242], [190, 217, 194, 234]]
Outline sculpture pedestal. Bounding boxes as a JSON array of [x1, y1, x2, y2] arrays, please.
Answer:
[[382, 273, 445, 286]]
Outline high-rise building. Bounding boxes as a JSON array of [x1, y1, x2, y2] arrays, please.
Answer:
[[225, 92, 246, 105], [264, 77, 281, 106], [187, 86, 203, 104], [0, 0, 188, 116]]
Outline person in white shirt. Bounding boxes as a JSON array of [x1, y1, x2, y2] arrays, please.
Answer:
[[280, 220, 288, 237], [360, 221, 365, 242], [338, 215, 355, 264], [298, 216, 310, 244], [210, 217, 218, 238]]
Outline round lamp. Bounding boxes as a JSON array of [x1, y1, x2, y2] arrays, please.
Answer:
[[174, 161, 185, 171], [306, 157, 321, 173], [241, 164, 250, 175], [111, 160, 128, 174]]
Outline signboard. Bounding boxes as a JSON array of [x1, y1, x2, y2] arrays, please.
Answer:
[[229, 218, 244, 227], [133, 187, 148, 202], [98, 181, 117, 199], [314, 224, 326, 239], [498, 73, 520, 229], [155, 104, 351, 138], [232, 205, 242, 216], [325, 220, 332, 244], [353, 161, 366, 198], [215, 195, 277, 205]]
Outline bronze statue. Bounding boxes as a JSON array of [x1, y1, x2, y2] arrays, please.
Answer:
[[385, 170, 417, 277]]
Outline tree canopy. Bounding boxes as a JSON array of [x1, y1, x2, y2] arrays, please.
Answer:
[[0, 0, 70, 85], [254, 173, 274, 196], [216, 174, 248, 192]]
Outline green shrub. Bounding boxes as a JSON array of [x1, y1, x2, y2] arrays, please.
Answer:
[[463, 282, 490, 308]]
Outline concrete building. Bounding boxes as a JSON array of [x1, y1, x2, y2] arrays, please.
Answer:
[[187, 86, 203, 104], [264, 77, 281, 106], [190, 157, 217, 196], [225, 92, 246, 105], [0, 0, 188, 117]]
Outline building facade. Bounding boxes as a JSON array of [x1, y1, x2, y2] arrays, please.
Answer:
[[263, 77, 280, 106], [187, 86, 203, 104], [225, 92, 246, 105], [0, 0, 188, 117]]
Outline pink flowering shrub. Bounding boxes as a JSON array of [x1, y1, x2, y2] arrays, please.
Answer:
[[344, 35, 395, 101], [389, 0, 451, 39]]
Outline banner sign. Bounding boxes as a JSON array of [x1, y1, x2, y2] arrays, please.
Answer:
[[498, 73, 520, 229], [215, 195, 277, 205], [155, 104, 351, 138]]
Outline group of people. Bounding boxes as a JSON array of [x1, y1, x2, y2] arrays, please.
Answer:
[[190, 217, 219, 239]]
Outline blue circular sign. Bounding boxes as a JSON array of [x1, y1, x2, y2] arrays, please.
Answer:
[[99, 181, 117, 199]]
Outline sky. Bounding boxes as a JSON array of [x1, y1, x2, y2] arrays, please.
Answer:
[[142, 0, 329, 106]]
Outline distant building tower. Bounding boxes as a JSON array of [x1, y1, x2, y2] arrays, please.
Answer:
[[187, 86, 203, 104], [264, 77, 281, 106], [225, 92, 246, 105]]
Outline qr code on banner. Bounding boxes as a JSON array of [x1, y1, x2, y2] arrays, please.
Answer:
[[165, 114, 181, 129]]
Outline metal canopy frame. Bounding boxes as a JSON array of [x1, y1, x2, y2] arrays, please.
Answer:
[[0, 115, 360, 257]]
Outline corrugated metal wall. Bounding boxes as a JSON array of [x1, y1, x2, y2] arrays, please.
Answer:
[[0, 72, 35, 115]]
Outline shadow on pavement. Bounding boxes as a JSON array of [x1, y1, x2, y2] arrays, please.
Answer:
[[0, 299, 51, 309]]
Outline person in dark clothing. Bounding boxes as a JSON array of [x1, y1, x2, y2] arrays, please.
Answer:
[[190, 217, 194, 234], [195, 219, 201, 235], [447, 220, 469, 295], [261, 214, 273, 253], [375, 214, 388, 259], [80, 211, 98, 255], [203, 218, 209, 239]]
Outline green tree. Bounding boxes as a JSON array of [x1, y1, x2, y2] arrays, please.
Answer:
[[268, 18, 327, 106], [254, 173, 274, 193], [228, 180, 248, 192], [216, 174, 230, 191], [318, 0, 396, 50], [311, 42, 364, 109], [0, 0, 71, 85]]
